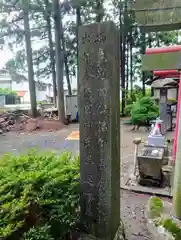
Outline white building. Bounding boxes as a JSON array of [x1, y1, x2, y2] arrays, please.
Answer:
[[0, 71, 54, 103]]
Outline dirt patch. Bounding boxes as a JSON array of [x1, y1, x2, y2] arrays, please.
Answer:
[[12, 117, 66, 133], [25, 118, 40, 131], [38, 119, 66, 131]]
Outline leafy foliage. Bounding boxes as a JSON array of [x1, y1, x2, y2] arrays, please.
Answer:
[[123, 85, 151, 116], [124, 84, 151, 103], [149, 197, 163, 218], [23, 224, 54, 240], [163, 218, 181, 240], [129, 96, 159, 125], [149, 197, 181, 239], [124, 103, 133, 116], [0, 88, 17, 96], [0, 150, 80, 240]]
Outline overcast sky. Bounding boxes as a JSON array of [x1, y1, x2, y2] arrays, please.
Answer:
[[0, 0, 142, 91], [0, 48, 12, 69]]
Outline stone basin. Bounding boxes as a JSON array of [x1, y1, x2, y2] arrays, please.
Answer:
[[138, 146, 164, 179]]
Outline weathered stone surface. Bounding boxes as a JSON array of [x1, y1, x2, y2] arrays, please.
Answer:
[[162, 165, 173, 187], [78, 233, 99, 240], [113, 221, 126, 240], [78, 222, 126, 240], [151, 79, 178, 88], [159, 88, 168, 135], [131, 0, 181, 32], [78, 21, 120, 239], [142, 52, 181, 71]]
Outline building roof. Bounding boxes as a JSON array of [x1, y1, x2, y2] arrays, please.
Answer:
[[151, 78, 178, 88], [16, 91, 26, 97]]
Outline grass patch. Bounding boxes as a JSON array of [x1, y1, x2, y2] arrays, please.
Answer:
[[149, 197, 181, 239]]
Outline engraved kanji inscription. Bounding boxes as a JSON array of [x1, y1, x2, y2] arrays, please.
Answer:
[[82, 32, 106, 44], [83, 137, 92, 148]]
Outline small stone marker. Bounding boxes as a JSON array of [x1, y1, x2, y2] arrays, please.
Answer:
[[78, 21, 121, 239], [159, 88, 168, 134]]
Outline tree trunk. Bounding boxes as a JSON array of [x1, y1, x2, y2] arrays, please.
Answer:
[[148, 33, 152, 48], [120, 3, 126, 115], [130, 26, 133, 95], [141, 32, 146, 96], [125, 3, 129, 96], [44, 0, 57, 106], [59, 8, 72, 95], [173, 76, 181, 219], [22, 1, 37, 117], [95, 0, 104, 22], [156, 33, 160, 47], [126, 36, 129, 92], [76, 6, 82, 77], [53, 0, 65, 123], [148, 33, 154, 97]]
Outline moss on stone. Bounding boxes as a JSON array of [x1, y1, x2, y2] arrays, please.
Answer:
[[163, 218, 181, 240], [149, 197, 163, 218]]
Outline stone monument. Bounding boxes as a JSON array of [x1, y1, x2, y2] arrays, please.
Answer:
[[78, 21, 123, 239], [151, 78, 178, 133]]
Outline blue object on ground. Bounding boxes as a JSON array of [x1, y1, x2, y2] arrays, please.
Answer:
[[76, 111, 78, 121]]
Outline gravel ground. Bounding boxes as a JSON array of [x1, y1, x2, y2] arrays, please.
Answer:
[[0, 119, 173, 239], [120, 120, 152, 240]]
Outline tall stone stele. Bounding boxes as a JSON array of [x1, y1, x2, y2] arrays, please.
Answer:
[[78, 21, 124, 240]]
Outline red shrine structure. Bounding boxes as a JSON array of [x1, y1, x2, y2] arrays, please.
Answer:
[[145, 45, 181, 161]]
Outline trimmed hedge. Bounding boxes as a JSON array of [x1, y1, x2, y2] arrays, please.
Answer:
[[0, 150, 80, 240]]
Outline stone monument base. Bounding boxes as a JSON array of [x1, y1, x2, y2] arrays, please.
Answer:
[[113, 221, 126, 240], [78, 221, 126, 240]]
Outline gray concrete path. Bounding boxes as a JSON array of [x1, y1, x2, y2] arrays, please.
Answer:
[[0, 124, 79, 155]]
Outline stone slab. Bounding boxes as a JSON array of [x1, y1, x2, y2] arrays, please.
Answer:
[[120, 161, 172, 198], [130, 0, 181, 32], [78, 21, 121, 239], [78, 222, 126, 240], [121, 173, 172, 198]]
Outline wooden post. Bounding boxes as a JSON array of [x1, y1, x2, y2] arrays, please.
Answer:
[[173, 74, 181, 160], [173, 75, 181, 219]]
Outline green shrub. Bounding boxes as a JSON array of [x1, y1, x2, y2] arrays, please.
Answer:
[[125, 97, 133, 105], [130, 96, 159, 125], [0, 88, 17, 96], [121, 86, 152, 116], [149, 197, 181, 239], [163, 218, 181, 240], [124, 104, 134, 116], [0, 150, 80, 240], [23, 224, 54, 240], [149, 197, 163, 218]]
